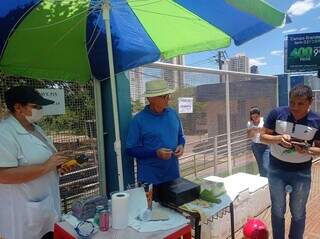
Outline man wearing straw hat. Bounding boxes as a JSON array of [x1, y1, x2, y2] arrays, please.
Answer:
[[126, 79, 185, 186]]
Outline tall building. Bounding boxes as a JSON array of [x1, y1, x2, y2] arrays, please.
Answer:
[[223, 53, 250, 81], [129, 67, 145, 105], [161, 56, 185, 89], [250, 65, 259, 74], [226, 54, 249, 73]]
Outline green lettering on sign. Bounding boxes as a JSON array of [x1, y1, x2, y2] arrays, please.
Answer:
[[290, 47, 313, 58]]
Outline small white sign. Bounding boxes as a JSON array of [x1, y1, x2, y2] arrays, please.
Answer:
[[37, 89, 65, 116], [178, 97, 193, 114]]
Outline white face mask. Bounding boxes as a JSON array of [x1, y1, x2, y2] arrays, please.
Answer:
[[25, 108, 44, 123]]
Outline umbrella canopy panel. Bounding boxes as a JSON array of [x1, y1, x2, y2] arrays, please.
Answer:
[[0, 0, 288, 83], [128, 0, 230, 59], [0, 0, 91, 82]]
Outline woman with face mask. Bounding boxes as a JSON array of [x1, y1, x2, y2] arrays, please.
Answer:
[[247, 106, 270, 177], [0, 86, 70, 239]]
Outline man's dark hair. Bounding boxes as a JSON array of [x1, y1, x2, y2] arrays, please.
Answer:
[[249, 106, 260, 115], [289, 85, 313, 101]]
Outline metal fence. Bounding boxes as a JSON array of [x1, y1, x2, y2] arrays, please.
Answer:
[[0, 75, 100, 213], [128, 62, 278, 179], [311, 91, 320, 114], [0, 62, 279, 211]]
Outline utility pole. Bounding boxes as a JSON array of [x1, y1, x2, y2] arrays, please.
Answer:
[[218, 51, 223, 70], [218, 51, 223, 83], [216, 50, 228, 83]]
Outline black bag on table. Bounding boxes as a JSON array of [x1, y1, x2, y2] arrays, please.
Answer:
[[155, 177, 200, 207]]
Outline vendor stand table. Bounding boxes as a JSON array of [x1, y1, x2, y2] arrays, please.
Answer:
[[162, 199, 235, 239], [54, 221, 192, 239]]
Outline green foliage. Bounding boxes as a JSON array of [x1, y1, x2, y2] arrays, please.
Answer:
[[40, 109, 80, 133], [0, 74, 95, 135]]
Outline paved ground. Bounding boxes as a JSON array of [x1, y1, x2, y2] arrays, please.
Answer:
[[235, 160, 320, 239]]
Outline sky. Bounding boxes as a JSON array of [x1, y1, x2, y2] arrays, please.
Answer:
[[185, 0, 320, 76]]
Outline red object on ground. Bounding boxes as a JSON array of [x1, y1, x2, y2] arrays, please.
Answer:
[[243, 218, 269, 239]]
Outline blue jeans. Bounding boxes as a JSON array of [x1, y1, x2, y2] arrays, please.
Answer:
[[251, 142, 270, 177], [268, 163, 311, 239]]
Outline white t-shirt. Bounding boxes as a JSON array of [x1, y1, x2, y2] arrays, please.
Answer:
[[247, 117, 264, 144]]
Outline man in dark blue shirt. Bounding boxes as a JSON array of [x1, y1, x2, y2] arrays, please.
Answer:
[[126, 79, 185, 185], [261, 85, 320, 239]]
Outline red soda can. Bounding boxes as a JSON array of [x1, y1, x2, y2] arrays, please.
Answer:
[[99, 210, 109, 231]]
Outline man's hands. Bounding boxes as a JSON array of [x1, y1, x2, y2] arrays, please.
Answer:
[[262, 128, 320, 156], [174, 145, 184, 158], [278, 134, 310, 154], [156, 148, 173, 160], [278, 134, 292, 148], [278, 135, 320, 155], [156, 145, 184, 160]]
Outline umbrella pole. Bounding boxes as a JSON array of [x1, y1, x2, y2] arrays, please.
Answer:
[[103, 0, 124, 191]]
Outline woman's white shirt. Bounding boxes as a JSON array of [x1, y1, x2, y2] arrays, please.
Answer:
[[0, 116, 60, 239], [247, 117, 264, 144]]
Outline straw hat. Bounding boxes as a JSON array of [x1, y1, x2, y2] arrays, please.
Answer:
[[143, 79, 175, 97]]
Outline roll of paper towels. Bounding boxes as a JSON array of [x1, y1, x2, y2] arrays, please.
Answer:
[[111, 192, 130, 229]]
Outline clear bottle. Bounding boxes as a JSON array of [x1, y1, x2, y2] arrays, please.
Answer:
[[94, 205, 105, 225]]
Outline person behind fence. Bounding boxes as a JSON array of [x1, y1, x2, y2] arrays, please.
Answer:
[[126, 79, 185, 187], [0, 86, 72, 239], [246, 106, 270, 177], [260, 85, 320, 239]]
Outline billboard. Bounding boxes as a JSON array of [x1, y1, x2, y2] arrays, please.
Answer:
[[285, 32, 320, 72]]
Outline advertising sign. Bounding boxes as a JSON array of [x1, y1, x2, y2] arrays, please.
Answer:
[[286, 32, 320, 72], [37, 88, 65, 115], [178, 97, 193, 113]]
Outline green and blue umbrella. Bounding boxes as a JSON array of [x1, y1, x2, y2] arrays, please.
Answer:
[[0, 0, 289, 83]]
